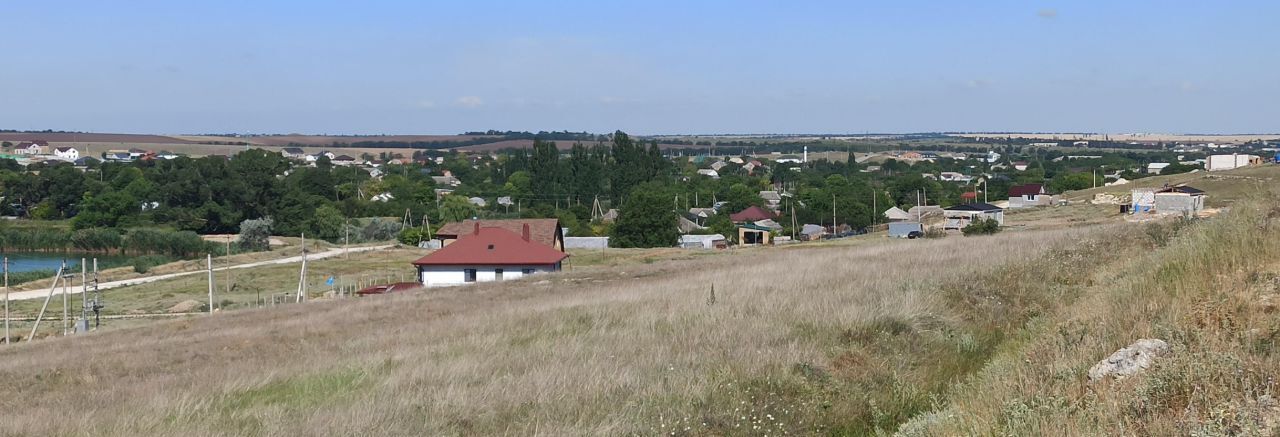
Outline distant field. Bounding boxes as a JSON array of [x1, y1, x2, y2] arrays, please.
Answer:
[[172, 134, 493, 147], [454, 139, 696, 152], [951, 132, 1280, 144], [0, 132, 195, 144]]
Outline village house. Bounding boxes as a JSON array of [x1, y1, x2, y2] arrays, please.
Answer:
[[759, 190, 782, 210], [52, 146, 79, 161], [434, 218, 564, 251], [281, 147, 306, 159], [1147, 162, 1170, 174], [13, 141, 46, 155], [411, 223, 567, 287], [882, 206, 911, 222], [798, 224, 825, 241], [306, 151, 336, 163], [943, 203, 1004, 230], [1012, 161, 1030, 171], [1007, 184, 1050, 208], [696, 169, 720, 178], [431, 175, 462, 187], [332, 155, 357, 166], [729, 205, 776, 223], [939, 172, 973, 183]]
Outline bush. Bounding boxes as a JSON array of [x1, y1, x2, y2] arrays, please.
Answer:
[[358, 218, 401, 242], [237, 217, 274, 251], [397, 228, 424, 246], [961, 218, 1001, 236], [923, 227, 947, 239], [132, 255, 173, 274]]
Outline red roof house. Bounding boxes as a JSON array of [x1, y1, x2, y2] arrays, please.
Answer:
[[412, 223, 568, 287], [435, 218, 564, 251], [729, 206, 777, 222]]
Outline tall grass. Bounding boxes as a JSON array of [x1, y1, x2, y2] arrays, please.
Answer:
[[0, 224, 1110, 435], [899, 191, 1280, 435]]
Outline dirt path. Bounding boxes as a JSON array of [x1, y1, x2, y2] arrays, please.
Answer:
[[2, 245, 395, 301]]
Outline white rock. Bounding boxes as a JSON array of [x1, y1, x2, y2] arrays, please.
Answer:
[[1088, 338, 1169, 381]]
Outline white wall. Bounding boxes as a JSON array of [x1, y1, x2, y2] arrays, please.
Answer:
[[418, 264, 558, 287]]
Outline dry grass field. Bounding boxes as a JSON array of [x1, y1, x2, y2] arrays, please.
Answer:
[[1, 188, 1277, 435]]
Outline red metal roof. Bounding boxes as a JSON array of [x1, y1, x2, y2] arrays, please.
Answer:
[[435, 219, 562, 250], [961, 191, 978, 199], [729, 206, 777, 222], [412, 225, 568, 266], [1008, 184, 1044, 197]]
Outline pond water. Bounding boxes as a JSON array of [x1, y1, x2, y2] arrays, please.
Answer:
[[0, 253, 130, 274]]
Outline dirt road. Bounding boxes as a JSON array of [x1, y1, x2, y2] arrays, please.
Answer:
[[3, 245, 394, 301]]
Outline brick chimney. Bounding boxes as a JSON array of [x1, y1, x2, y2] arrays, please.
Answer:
[[521, 223, 531, 242], [473, 222, 481, 235]]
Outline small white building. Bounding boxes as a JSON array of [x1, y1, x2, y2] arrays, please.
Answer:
[[411, 223, 567, 287], [1206, 154, 1259, 171], [943, 203, 1004, 230], [678, 234, 727, 249], [1147, 162, 1170, 174]]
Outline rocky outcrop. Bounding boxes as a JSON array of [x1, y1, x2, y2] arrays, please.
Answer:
[[1088, 338, 1169, 381]]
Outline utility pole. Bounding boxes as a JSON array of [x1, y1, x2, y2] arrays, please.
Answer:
[[344, 219, 350, 260], [62, 260, 68, 336], [832, 193, 837, 233], [296, 234, 308, 303], [207, 254, 214, 315], [3, 256, 7, 344], [28, 264, 64, 342], [92, 259, 100, 328], [80, 259, 86, 333]]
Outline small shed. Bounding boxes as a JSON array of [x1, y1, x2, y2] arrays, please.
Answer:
[[679, 234, 727, 249], [738, 223, 772, 245], [799, 224, 825, 241], [1153, 185, 1206, 215]]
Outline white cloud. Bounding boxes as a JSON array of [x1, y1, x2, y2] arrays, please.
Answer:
[[455, 96, 484, 108], [1037, 9, 1058, 19], [416, 100, 436, 109]]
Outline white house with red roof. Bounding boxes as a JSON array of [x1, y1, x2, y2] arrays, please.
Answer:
[[53, 146, 80, 161], [411, 223, 568, 287], [13, 141, 47, 155]]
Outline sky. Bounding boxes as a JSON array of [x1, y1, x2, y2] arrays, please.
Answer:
[[2, 1, 1278, 135]]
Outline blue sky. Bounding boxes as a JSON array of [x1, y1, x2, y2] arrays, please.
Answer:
[[2, 1, 1277, 135]]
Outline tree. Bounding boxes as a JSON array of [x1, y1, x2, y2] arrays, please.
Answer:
[[236, 217, 274, 251], [307, 204, 346, 240], [723, 183, 764, 213], [438, 194, 477, 223], [610, 183, 678, 248]]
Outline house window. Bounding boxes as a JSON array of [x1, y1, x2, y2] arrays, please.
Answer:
[[464, 269, 477, 282], [522, 268, 535, 275], [495, 269, 503, 280]]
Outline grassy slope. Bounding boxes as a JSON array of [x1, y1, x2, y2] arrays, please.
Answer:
[[0, 224, 1108, 435], [1063, 164, 1279, 208], [0, 187, 1275, 435], [901, 189, 1280, 435]]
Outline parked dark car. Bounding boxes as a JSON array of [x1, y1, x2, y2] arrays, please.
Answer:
[[906, 230, 924, 239], [355, 282, 424, 296]]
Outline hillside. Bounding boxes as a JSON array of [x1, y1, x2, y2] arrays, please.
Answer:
[[1, 189, 1278, 435]]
